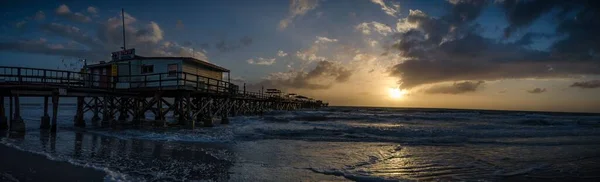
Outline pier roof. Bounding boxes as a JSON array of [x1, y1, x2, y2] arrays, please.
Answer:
[[131, 56, 230, 72], [88, 56, 230, 72]]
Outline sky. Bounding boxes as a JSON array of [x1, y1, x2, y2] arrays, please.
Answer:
[[1, 0, 599, 113]]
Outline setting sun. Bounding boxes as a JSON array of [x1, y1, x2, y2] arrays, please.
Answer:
[[388, 88, 405, 99]]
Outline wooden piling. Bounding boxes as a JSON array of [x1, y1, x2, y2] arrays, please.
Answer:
[[203, 115, 213, 127], [101, 96, 111, 127], [91, 97, 100, 125], [132, 98, 142, 126], [74, 96, 85, 127], [118, 98, 128, 123], [40, 96, 50, 129], [50, 93, 59, 133], [10, 94, 25, 133], [221, 114, 229, 124], [0, 96, 7, 129], [9, 96, 12, 122], [156, 95, 165, 127]]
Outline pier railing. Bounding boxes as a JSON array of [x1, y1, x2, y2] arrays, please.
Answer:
[[0, 66, 321, 102]]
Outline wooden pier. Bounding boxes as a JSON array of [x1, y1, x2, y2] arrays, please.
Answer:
[[0, 66, 326, 133]]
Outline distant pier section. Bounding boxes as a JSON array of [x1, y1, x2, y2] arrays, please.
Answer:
[[0, 49, 327, 133]]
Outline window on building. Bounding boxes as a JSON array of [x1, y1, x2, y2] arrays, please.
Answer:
[[141, 65, 154, 74], [168, 64, 178, 77]]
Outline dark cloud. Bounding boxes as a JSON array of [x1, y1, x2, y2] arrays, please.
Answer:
[[500, 0, 600, 60], [34, 11, 45, 21], [1, 13, 207, 62], [199, 43, 210, 50], [424, 81, 485, 94], [388, 2, 600, 89], [501, 0, 561, 38], [240, 36, 253, 46], [175, 20, 184, 30], [253, 61, 351, 90], [527, 88, 547, 94], [514, 32, 552, 46], [40, 23, 103, 50], [215, 36, 253, 52], [570, 80, 600, 89], [444, 0, 489, 24], [182, 41, 193, 47], [0, 39, 88, 58]]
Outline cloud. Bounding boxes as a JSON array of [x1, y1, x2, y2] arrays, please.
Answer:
[[34, 11, 45, 21], [230, 76, 245, 83], [154, 41, 208, 61], [55, 4, 91, 23], [0, 38, 88, 58], [370, 0, 400, 17], [570, 80, 600, 89], [387, 2, 600, 89], [240, 36, 253, 46], [40, 23, 103, 49], [527, 88, 547, 94], [356, 21, 393, 36], [247, 57, 276, 65], [255, 60, 351, 89], [215, 36, 253, 52], [423, 81, 485, 94], [314, 36, 337, 44], [498, 89, 508, 94], [175, 20, 184, 30], [15, 21, 27, 29], [2, 12, 207, 62], [87, 6, 98, 15], [278, 50, 288, 57], [279, 0, 320, 30], [499, 1, 600, 61], [295, 36, 338, 63]]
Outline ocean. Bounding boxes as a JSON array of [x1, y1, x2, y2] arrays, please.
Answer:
[[1, 105, 600, 181]]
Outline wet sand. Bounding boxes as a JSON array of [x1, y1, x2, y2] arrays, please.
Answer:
[[0, 144, 106, 182]]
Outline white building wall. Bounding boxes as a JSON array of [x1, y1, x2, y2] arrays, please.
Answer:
[[138, 59, 182, 88], [111, 58, 225, 89]]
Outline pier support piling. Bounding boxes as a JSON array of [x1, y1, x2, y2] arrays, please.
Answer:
[[50, 94, 59, 132], [9, 96, 13, 122], [10, 94, 25, 133], [74, 96, 85, 127], [118, 98, 128, 123], [0, 96, 7, 129], [203, 116, 213, 127], [101, 96, 112, 127], [132, 98, 143, 126], [40, 96, 50, 129], [91, 97, 100, 126], [221, 114, 229, 124]]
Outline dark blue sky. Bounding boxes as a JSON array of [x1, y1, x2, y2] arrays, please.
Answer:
[[1, 0, 599, 112]]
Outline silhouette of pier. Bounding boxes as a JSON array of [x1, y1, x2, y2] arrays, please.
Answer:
[[0, 66, 326, 133]]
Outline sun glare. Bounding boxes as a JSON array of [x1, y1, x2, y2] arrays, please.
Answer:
[[388, 88, 405, 99]]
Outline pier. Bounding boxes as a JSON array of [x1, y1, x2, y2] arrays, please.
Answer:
[[0, 66, 326, 133]]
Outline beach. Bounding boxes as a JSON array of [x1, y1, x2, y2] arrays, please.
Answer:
[[0, 141, 105, 181]]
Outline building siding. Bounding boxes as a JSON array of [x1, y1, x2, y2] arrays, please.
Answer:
[[96, 58, 224, 89]]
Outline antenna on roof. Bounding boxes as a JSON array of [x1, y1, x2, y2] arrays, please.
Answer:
[[121, 8, 126, 50]]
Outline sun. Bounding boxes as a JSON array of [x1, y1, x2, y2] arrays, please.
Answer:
[[388, 88, 405, 99]]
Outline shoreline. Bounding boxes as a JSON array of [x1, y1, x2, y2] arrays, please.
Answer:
[[0, 143, 106, 182]]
